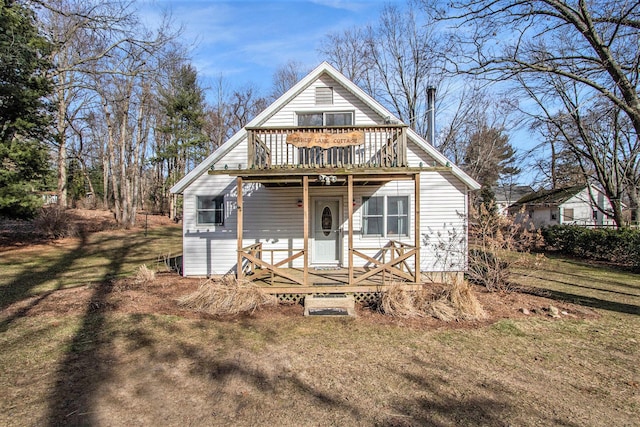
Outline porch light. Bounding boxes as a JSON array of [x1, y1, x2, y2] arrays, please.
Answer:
[[319, 174, 337, 185], [297, 199, 303, 208]]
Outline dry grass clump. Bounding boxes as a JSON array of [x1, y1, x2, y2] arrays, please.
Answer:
[[379, 278, 486, 322], [134, 264, 156, 284], [178, 275, 277, 316]]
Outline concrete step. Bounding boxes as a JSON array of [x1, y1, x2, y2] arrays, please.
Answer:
[[304, 294, 356, 317]]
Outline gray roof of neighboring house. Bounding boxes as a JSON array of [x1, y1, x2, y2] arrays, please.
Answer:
[[493, 185, 534, 204], [511, 185, 585, 207]]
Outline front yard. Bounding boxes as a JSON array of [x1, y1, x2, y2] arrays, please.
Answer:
[[0, 221, 638, 426]]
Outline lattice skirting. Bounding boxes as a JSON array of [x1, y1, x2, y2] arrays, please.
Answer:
[[276, 292, 381, 304]]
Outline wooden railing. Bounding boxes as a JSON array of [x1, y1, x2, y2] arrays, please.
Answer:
[[238, 242, 306, 285], [246, 125, 407, 169], [351, 240, 418, 284]]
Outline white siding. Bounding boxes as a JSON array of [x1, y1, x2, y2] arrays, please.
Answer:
[[182, 171, 468, 276], [561, 189, 615, 227], [266, 75, 383, 127]]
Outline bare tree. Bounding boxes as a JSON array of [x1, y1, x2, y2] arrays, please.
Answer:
[[318, 27, 372, 86], [37, 0, 139, 208], [440, 0, 640, 133], [90, 19, 176, 227], [520, 76, 636, 226], [270, 60, 307, 100], [437, 0, 640, 225], [319, 0, 451, 138]]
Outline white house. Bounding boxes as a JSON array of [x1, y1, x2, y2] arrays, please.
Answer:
[[509, 185, 616, 228], [171, 63, 480, 294]]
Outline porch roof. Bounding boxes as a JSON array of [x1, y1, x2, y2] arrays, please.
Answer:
[[209, 166, 447, 185]]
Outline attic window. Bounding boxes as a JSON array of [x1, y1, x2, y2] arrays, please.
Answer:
[[316, 87, 333, 105], [297, 112, 353, 126]]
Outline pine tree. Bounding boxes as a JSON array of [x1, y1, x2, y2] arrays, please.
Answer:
[[153, 63, 207, 216], [0, 0, 53, 218]]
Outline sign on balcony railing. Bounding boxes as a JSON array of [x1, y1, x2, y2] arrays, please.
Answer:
[[287, 131, 364, 148]]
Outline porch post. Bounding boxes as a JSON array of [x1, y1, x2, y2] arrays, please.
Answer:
[[237, 177, 244, 281], [348, 174, 354, 285], [303, 175, 309, 286], [414, 172, 421, 283]]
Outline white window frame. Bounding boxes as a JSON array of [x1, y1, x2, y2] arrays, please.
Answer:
[[296, 111, 354, 127], [197, 195, 224, 226], [362, 195, 409, 238]]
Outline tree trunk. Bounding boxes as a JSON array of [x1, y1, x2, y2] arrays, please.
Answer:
[[56, 86, 68, 208]]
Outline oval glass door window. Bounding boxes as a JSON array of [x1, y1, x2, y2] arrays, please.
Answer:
[[321, 206, 332, 236]]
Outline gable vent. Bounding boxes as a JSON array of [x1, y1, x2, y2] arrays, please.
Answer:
[[316, 86, 333, 105]]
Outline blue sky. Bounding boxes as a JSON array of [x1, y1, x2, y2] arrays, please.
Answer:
[[139, 0, 395, 94]]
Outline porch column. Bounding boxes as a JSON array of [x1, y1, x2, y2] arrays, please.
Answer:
[[348, 174, 354, 285], [303, 175, 309, 286], [237, 177, 243, 281], [414, 172, 421, 283]]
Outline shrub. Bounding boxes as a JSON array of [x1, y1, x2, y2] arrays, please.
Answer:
[[467, 204, 543, 291], [33, 205, 77, 238], [542, 225, 640, 270]]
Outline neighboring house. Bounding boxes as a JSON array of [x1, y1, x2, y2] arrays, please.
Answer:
[[171, 62, 480, 295], [509, 185, 616, 228], [39, 191, 58, 206], [493, 185, 533, 216]]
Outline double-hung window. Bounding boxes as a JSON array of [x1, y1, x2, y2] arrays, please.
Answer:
[[362, 196, 384, 236], [386, 196, 408, 236], [362, 196, 409, 237], [197, 196, 224, 225]]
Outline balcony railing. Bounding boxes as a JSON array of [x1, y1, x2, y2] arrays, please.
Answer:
[[246, 125, 408, 169]]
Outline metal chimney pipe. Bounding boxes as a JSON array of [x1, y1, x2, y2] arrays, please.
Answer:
[[426, 86, 436, 145]]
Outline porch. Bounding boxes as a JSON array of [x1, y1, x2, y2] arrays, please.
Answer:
[[229, 170, 423, 289], [238, 240, 422, 294]]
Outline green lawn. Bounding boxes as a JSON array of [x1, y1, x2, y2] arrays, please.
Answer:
[[0, 227, 638, 426], [0, 225, 182, 310]]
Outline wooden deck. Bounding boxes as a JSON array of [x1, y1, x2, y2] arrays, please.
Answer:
[[246, 267, 424, 294]]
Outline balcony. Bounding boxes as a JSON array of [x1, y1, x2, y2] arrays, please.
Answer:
[[246, 125, 408, 170]]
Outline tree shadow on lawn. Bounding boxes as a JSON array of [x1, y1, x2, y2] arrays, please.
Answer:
[[523, 287, 640, 316], [544, 255, 640, 288], [0, 232, 89, 333], [382, 361, 582, 427], [519, 272, 640, 300], [45, 236, 144, 426]]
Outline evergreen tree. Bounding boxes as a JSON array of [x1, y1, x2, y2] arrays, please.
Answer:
[[153, 63, 207, 216], [0, 0, 53, 218], [463, 126, 519, 187]]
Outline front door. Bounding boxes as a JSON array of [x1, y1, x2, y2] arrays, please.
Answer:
[[313, 199, 341, 265]]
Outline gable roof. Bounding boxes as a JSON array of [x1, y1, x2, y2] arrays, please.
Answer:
[[171, 62, 480, 194], [512, 186, 586, 207], [493, 185, 534, 204]]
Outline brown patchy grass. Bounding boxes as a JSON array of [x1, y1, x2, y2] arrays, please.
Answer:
[[0, 222, 639, 426]]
